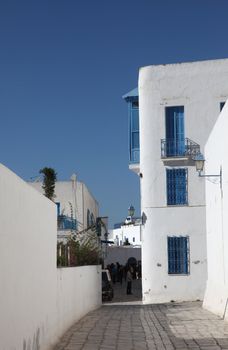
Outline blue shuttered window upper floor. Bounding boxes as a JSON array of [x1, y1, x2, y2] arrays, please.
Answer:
[[165, 106, 185, 156], [129, 100, 140, 163], [166, 168, 188, 205]]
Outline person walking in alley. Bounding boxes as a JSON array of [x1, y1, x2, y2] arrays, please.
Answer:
[[126, 266, 133, 295]]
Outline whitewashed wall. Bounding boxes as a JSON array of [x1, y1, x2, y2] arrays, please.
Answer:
[[203, 102, 228, 318], [30, 179, 99, 231], [104, 246, 141, 266], [0, 164, 101, 350], [139, 59, 228, 303], [109, 224, 141, 246]]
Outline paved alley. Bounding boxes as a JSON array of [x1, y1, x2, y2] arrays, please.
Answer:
[[108, 278, 142, 304], [54, 301, 228, 350]]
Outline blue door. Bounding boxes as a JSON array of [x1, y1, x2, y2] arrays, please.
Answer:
[[166, 106, 185, 156]]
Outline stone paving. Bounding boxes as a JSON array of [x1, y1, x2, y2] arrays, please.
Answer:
[[108, 278, 142, 304], [54, 301, 228, 350]]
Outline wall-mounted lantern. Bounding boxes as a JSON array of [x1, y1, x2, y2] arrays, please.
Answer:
[[193, 153, 222, 187]]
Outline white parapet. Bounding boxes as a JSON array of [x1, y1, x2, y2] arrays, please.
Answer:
[[0, 164, 101, 350]]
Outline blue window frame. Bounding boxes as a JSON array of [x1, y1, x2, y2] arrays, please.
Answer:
[[130, 101, 139, 163], [167, 236, 189, 275], [123, 88, 140, 164], [129, 99, 140, 163], [166, 168, 188, 205], [165, 106, 185, 156]]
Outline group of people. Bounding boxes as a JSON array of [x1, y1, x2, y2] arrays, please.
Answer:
[[106, 260, 141, 295]]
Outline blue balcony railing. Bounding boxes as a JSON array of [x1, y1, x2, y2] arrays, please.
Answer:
[[57, 215, 77, 231], [161, 138, 200, 158]]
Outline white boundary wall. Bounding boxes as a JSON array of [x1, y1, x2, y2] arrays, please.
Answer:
[[0, 164, 101, 350], [203, 102, 228, 318]]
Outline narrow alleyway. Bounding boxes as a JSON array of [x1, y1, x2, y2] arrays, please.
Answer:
[[54, 301, 228, 350], [107, 278, 142, 304]]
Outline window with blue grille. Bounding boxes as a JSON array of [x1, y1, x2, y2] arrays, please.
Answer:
[[167, 236, 189, 275], [166, 168, 188, 205]]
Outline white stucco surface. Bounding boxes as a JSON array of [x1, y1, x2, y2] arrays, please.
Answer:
[[30, 178, 99, 232], [104, 246, 141, 266], [109, 224, 141, 246], [0, 164, 101, 350], [138, 59, 228, 303], [203, 101, 228, 318]]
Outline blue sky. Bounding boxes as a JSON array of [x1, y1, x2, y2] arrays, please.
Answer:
[[1, 0, 228, 227]]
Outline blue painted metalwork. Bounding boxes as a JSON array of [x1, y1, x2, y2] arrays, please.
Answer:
[[123, 88, 140, 164], [58, 215, 77, 230], [168, 236, 189, 274], [165, 106, 185, 156], [129, 102, 140, 163], [161, 137, 200, 158], [166, 168, 188, 205]]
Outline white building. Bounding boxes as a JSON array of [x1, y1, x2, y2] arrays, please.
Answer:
[[124, 58, 228, 304], [29, 174, 99, 241], [109, 221, 141, 246], [203, 101, 228, 318]]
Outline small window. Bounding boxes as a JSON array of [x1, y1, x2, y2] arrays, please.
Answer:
[[87, 209, 90, 228], [166, 168, 188, 205], [90, 213, 95, 225], [220, 102, 226, 111], [56, 202, 60, 216], [167, 236, 189, 275], [133, 237, 135, 242]]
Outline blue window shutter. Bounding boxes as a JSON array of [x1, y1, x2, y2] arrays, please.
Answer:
[[167, 168, 187, 205], [129, 101, 140, 163], [130, 107, 139, 163], [166, 106, 185, 156], [168, 236, 189, 274]]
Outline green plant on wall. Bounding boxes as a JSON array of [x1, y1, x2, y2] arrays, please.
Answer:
[[39, 167, 57, 201], [57, 230, 102, 267]]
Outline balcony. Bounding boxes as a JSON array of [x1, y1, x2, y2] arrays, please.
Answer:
[[161, 138, 200, 164], [57, 215, 77, 231]]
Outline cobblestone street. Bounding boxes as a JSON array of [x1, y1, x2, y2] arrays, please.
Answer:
[[54, 301, 228, 350]]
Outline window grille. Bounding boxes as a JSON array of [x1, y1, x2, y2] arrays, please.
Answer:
[[167, 236, 189, 274], [166, 168, 188, 205]]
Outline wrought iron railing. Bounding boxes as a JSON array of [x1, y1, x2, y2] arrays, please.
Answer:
[[161, 138, 200, 158], [57, 215, 77, 231]]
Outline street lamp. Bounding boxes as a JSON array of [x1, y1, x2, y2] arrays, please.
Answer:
[[193, 153, 222, 187]]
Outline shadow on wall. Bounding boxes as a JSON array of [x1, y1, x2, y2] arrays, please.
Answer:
[[23, 328, 40, 350]]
